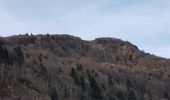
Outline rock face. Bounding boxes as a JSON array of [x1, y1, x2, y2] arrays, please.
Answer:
[[0, 34, 170, 100]]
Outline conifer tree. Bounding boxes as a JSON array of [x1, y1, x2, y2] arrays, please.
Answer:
[[14, 46, 24, 64]]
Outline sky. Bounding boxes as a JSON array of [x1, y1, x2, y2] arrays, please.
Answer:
[[0, 0, 170, 58]]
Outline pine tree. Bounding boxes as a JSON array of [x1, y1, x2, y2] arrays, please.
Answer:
[[50, 88, 58, 100], [31, 33, 34, 37], [0, 43, 4, 60], [88, 73, 101, 100], [0, 44, 9, 64], [70, 67, 77, 79], [3, 46, 9, 64], [47, 33, 50, 38], [14, 46, 24, 64]]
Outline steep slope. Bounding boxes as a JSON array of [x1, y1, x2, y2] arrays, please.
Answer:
[[0, 34, 170, 100]]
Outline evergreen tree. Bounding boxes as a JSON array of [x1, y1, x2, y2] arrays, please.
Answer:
[[70, 67, 77, 80], [26, 33, 29, 36], [47, 33, 50, 38], [70, 67, 86, 90], [0, 44, 9, 64], [88, 73, 101, 100], [3, 46, 9, 64], [128, 89, 138, 100], [38, 53, 42, 62], [14, 46, 24, 64], [50, 88, 58, 100], [31, 33, 34, 37], [0, 43, 4, 60]]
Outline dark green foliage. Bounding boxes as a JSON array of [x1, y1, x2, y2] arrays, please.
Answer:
[[116, 90, 126, 100], [108, 75, 114, 86], [88, 74, 101, 100], [38, 53, 42, 62], [126, 79, 132, 88], [79, 76, 86, 91], [164, 92, 169, 99], [64, 86, 70, 99], [38, 65, 48, 80], [3, 46, 9, 63], [18, 77, 31, 86], [70, 67, 86, 91], [0, 43, 4, 56], [57, 67, 64, 74], [47, 33, 50, 38], [14, 46, 24, 64], [26, 53, 30, 58], [70, 67, 80, 85], [70, 67, 77, 79], [50, 88, 58, 100], [76, 64, 83, 71], [31, 33, 33, 37], [86, 68, 90, 75], [0, 44, 9, 64], [128, 89, 138, 100], [26, 33, 29, 36]]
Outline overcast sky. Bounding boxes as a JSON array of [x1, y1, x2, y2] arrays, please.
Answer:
[[0, 0, 170, 58]]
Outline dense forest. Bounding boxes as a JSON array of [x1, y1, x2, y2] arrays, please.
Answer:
[[0, 34, 170, 100]]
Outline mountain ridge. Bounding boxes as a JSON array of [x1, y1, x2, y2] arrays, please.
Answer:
[[0, 34, 170, 100]]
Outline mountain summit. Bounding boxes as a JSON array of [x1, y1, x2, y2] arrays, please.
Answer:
[[0, 34, 170, 100]]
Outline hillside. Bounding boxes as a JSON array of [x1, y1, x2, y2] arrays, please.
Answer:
[[0, 34, 170, 100]]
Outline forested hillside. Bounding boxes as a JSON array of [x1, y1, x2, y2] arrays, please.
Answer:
[[0, 34, 170, 100]]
